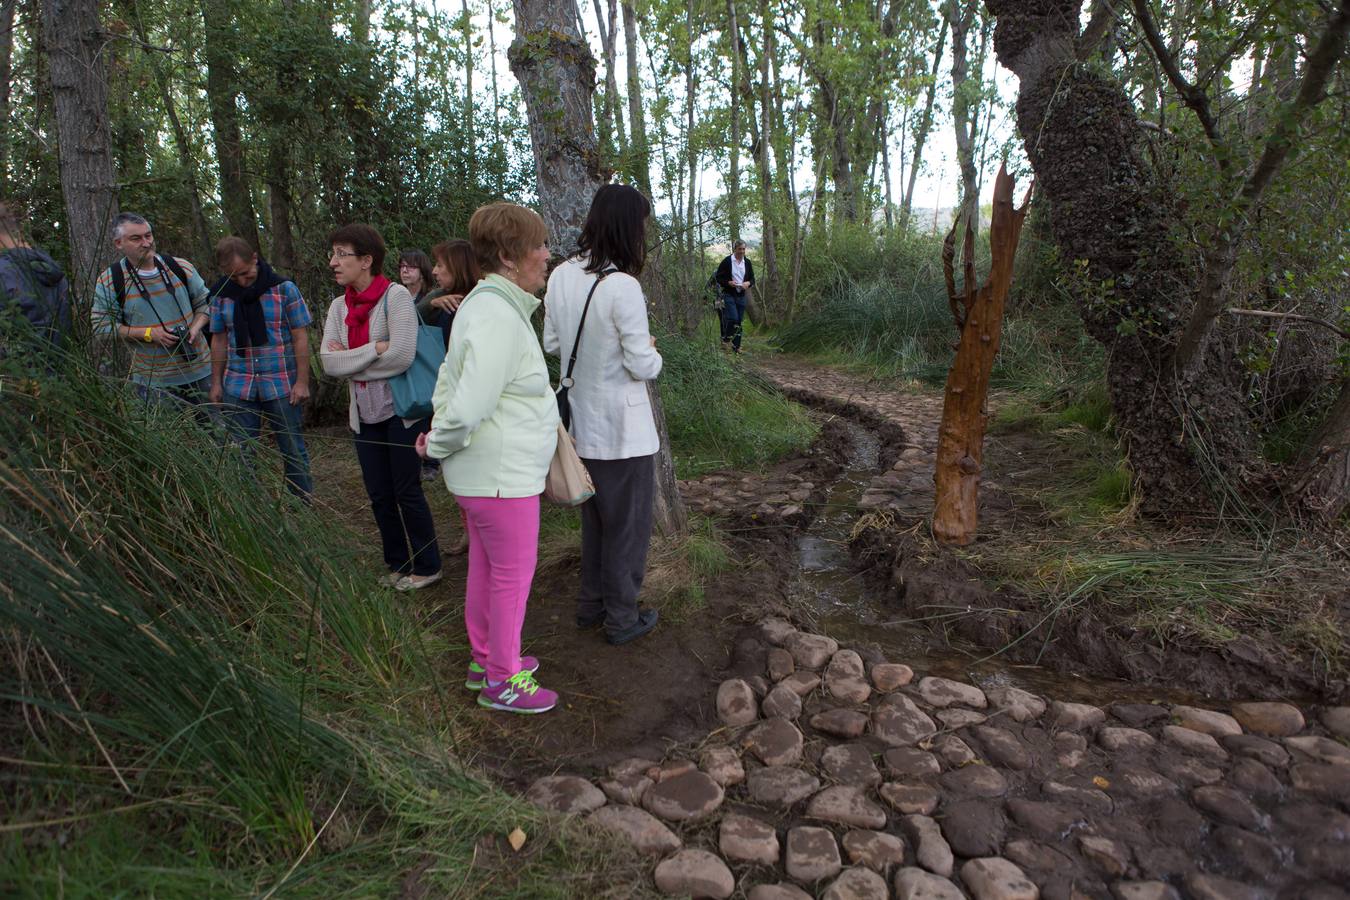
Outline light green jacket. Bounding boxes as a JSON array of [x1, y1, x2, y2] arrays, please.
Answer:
[[425, 274, 559, 497]]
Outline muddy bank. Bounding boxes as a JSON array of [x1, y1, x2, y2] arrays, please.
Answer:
[[465, 418, 853, 785], [851, 527, 1344, 704], [748, 353, 1347, 705]]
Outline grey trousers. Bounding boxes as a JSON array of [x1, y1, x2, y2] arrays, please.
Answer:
[[577, 453, 656, 635]]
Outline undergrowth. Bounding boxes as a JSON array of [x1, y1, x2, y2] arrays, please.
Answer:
[[0, 352, 645, 896], [658, 323, 818, 478]]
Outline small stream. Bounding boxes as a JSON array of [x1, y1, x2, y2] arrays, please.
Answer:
[[788, 416, 1201, 707]]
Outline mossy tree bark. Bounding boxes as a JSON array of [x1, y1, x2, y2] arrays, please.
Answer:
[[41, 0, 119, 302], [510, 0, 687, 536]]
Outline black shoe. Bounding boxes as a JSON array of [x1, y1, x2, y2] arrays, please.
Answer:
[[606, 608, 658, 646], [576, 610, 606, 630]]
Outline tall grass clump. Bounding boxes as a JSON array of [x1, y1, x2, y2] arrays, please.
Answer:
[[0, 349, 641, 895], [657, 327, 817, 476]]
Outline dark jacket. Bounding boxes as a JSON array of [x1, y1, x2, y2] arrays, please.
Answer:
[[0, 246, 71, 351], [714, 254, 755, 296]]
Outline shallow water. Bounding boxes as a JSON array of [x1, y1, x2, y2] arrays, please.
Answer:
[[789, 416, 1204, 707]]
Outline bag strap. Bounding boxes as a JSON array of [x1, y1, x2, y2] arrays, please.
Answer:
[[560, 268, 616, 389]]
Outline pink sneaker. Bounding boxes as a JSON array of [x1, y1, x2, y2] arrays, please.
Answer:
[[477, 670, 557, 714], [465, 657, 538, 691]]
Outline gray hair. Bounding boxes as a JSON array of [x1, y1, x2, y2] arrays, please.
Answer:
[[113, 212, 150, 240], [733, 240, 746, 250]]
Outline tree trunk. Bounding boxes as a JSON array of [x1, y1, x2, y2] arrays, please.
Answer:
[[683, 0, 698, 258], [202, 0, 260, 247], [622, 1, 653, 198], [509, 0, 609, 254], [0, 0, 15, 194], [511, 0, 686, 536], [1290, 377, 1350, 523], [902, 13, 948, 228], [41, 0, 119, 302], [754, 0, 777, 315], [932, 167, 1030, 545], [949, 0, 980, 218], [723, 0, 743, 243], [984, 0, 1256, 516], [461, 0, 476, 182]]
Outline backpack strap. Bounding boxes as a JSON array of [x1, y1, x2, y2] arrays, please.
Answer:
[[159, 254, 191, 291], [109, 260, 127, 324], [560, 268, 616, 389]]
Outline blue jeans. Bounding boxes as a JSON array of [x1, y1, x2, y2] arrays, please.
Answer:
[[720, 293, 746, 350], [223, 394, 314, 500], [134, 376, 219, 427]]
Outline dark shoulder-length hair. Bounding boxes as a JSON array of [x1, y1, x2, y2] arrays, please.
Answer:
[[431, 239, 481, 296], [576, 183, 650, 276], [399, 249, 435, 292]]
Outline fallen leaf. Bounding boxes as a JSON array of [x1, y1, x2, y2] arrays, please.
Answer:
[[1092, 776, 1110, 789], [508, 827, 527, 852]]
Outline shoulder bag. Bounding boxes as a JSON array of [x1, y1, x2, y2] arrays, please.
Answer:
[[385, 289, 447, 419]]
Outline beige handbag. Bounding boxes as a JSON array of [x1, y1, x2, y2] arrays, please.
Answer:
[[544, 423, 595, 506]]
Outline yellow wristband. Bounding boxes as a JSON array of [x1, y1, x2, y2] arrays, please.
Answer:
[[143, 327, 153, 343]]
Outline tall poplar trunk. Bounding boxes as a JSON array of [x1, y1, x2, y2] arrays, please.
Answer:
[[0, 0, 15, 193], [461, 0, 476, 182], [595, 0, 626, 155], [203, 0, 260, 247], [683, 0, 698, 257], [948, 0, 980, 218], [622, 1, 652, 198], [754, 0, 777, 314], [41, 0, 119, 301], [725, 0, 741, 241], [902, 14, 948, 228], [511, 0, 686, 537]]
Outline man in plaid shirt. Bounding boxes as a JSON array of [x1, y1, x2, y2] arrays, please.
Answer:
[[208, 237, 314, 500]]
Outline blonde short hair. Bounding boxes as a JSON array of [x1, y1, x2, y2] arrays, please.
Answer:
[[468, 202, 548, 275]]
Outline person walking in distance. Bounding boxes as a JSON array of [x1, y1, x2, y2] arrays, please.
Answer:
[[713, 239, 755, 353]]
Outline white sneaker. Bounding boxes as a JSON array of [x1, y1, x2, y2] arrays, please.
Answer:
[[395, 571, 443, 592]]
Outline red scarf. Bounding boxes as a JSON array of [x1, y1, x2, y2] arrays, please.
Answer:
[[344, 275, 391, 349]]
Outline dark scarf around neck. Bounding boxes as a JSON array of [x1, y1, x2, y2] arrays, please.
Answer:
[[212, 259, 289, 356]]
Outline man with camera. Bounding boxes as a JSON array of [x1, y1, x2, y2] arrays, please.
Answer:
[[91, 212, 212, 407]]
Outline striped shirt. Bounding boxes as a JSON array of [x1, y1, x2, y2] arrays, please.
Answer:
[[209, 281, 313, 401], [91, 257, 211, 386]]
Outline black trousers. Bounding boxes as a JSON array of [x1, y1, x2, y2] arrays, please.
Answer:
[[577, 453, 656, 635], [354, 415, 442, 576]]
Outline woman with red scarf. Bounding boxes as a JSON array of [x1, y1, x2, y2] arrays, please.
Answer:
[[320, 224, 442, 590]]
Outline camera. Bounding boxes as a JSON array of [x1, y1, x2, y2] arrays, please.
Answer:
[[167, 324, 196, 360]]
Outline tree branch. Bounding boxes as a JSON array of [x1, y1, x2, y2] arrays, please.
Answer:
[[1240, 0, 1350, 206], [1130, 0, 1228, 163], [1226, 308, 1350, 341]]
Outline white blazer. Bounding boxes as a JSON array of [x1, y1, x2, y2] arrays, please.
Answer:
[[543, 257, 663, 460]]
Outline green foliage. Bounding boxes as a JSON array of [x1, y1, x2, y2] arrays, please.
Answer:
[[657, 325, 818, 477], [0, 350, 639, 893]]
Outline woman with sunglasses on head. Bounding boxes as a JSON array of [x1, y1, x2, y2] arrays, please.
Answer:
[[320, 224, 442, 591]]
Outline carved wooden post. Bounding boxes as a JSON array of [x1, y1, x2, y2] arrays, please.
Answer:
[[932, 165, 1031, 545]]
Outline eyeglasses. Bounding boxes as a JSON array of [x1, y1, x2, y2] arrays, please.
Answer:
[[399, 263, 418, 269], [330, 249, 363, 260]]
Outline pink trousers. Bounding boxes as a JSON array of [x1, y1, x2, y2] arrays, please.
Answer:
[[456, 493, 540, 683]]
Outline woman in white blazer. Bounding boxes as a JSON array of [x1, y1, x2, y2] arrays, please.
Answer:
[[543, 184, 663, 646]]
